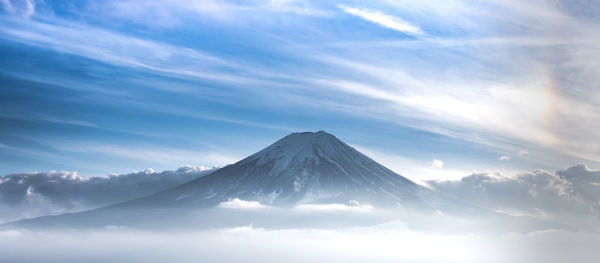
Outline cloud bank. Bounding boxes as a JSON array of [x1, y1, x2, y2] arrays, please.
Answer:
[[2, 220, 600, 263], [427, 164, 600, 227], [0, 224, 499, 263], [0, 166, 214, 222]]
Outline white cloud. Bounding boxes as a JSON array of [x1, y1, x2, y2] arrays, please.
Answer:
[[0, 225, 500, 263], [354, 146, 475, 182], [0, 0, 14, 13], [0, 0, 35, 18], [0, 16, 287, 87], [263, 0, 331, 16], [42, 141, 239, 169], [3, 0, 600, 175], [2, 220, 600, 263], [338, 5, 423, 36], [0, 230, 22, 237], [295, 200, 373, 212], [0, 166, 214, 222], [427, 164, 600, 223], [218, 198, 268, 209], [86, 0, 331, 28], [310, 1, 600, 170], [22, 0, 34, 18], [499, 155, 511, 161], [431, 159, 444, 169]]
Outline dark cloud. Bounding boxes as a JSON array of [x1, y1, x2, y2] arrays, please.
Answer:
[[0, 166, 214, 222], [427, 164, 600, 224]]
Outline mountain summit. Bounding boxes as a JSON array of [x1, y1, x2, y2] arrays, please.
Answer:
[[125, 131, 437, 209]]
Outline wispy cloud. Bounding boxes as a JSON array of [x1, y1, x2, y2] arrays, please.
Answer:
[[431, 159, 444, 169], [85, 0, 332, 28], [338, 5, 423, 36], [309, 29, 600, 168], [0, 112, 97, 128], [499, 156, 511, 161], [295, 200, 373, 212], [0, 16, 289, 87], [0, 0, 35, 18], [51, 142, 240, 168], [218, 198, 268, 209], [2, 0, 600, 176]]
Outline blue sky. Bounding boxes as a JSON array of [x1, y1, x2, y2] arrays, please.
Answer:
[[1, 0, 599, 181]]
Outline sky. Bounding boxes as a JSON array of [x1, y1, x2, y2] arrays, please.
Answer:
[[1, 0, 600, 182]]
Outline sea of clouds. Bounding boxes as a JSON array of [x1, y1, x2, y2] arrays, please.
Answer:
[[0, 165, 213, 222], [2, 164, 600, 262]]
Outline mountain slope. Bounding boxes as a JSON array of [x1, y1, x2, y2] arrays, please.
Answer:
[[119, 131, 439, 209]]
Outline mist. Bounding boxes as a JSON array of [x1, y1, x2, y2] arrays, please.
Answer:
[[2, 209, 599, 263], [3, 164, 600, 262]]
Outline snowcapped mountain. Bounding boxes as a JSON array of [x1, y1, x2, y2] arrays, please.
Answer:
[[121, 131, 441, 209], [3, 131, 484, 230]]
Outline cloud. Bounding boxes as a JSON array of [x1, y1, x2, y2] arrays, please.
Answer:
[[295, 200, 373, 212], [499, 155, 511, 161], [0, 16, 278, 86], [314, 1, 600, 169], [48, 142, 240, 168], [0, 0, 14, 13], [0, 0, 35, 18], [83, 0, 331, 29], [2, 0, 600, 177], [338, 5, 424, 36], [294, 200, 373, 212], [431, 159, 444, 169], [354, 146, 474, 182], [217, 198, 268, 209], [0, 229, 22, 237], [0, 225, 499, 263], [427, 164, 600, 224], [2, 219, 600, 263], [0, 166, 214, 222]]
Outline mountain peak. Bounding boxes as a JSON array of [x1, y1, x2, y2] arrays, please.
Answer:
[[120, 130, 434, 208], [285, 130, 334, 141], [281, 130, 336, 143], [249, 131, 349, 171]]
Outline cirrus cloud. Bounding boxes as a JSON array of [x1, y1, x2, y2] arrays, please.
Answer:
[[338, 5, 424, 36]]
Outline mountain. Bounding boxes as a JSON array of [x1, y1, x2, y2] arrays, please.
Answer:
[[118, 131, 441, 210], [4, 131, 477, 230]]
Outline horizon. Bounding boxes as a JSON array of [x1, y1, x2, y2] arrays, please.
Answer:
[[3, 129, 594, 184]]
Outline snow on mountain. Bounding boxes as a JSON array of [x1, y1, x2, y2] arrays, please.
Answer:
[[122, 131, 442, 209], [2, 131, 487, 230]]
